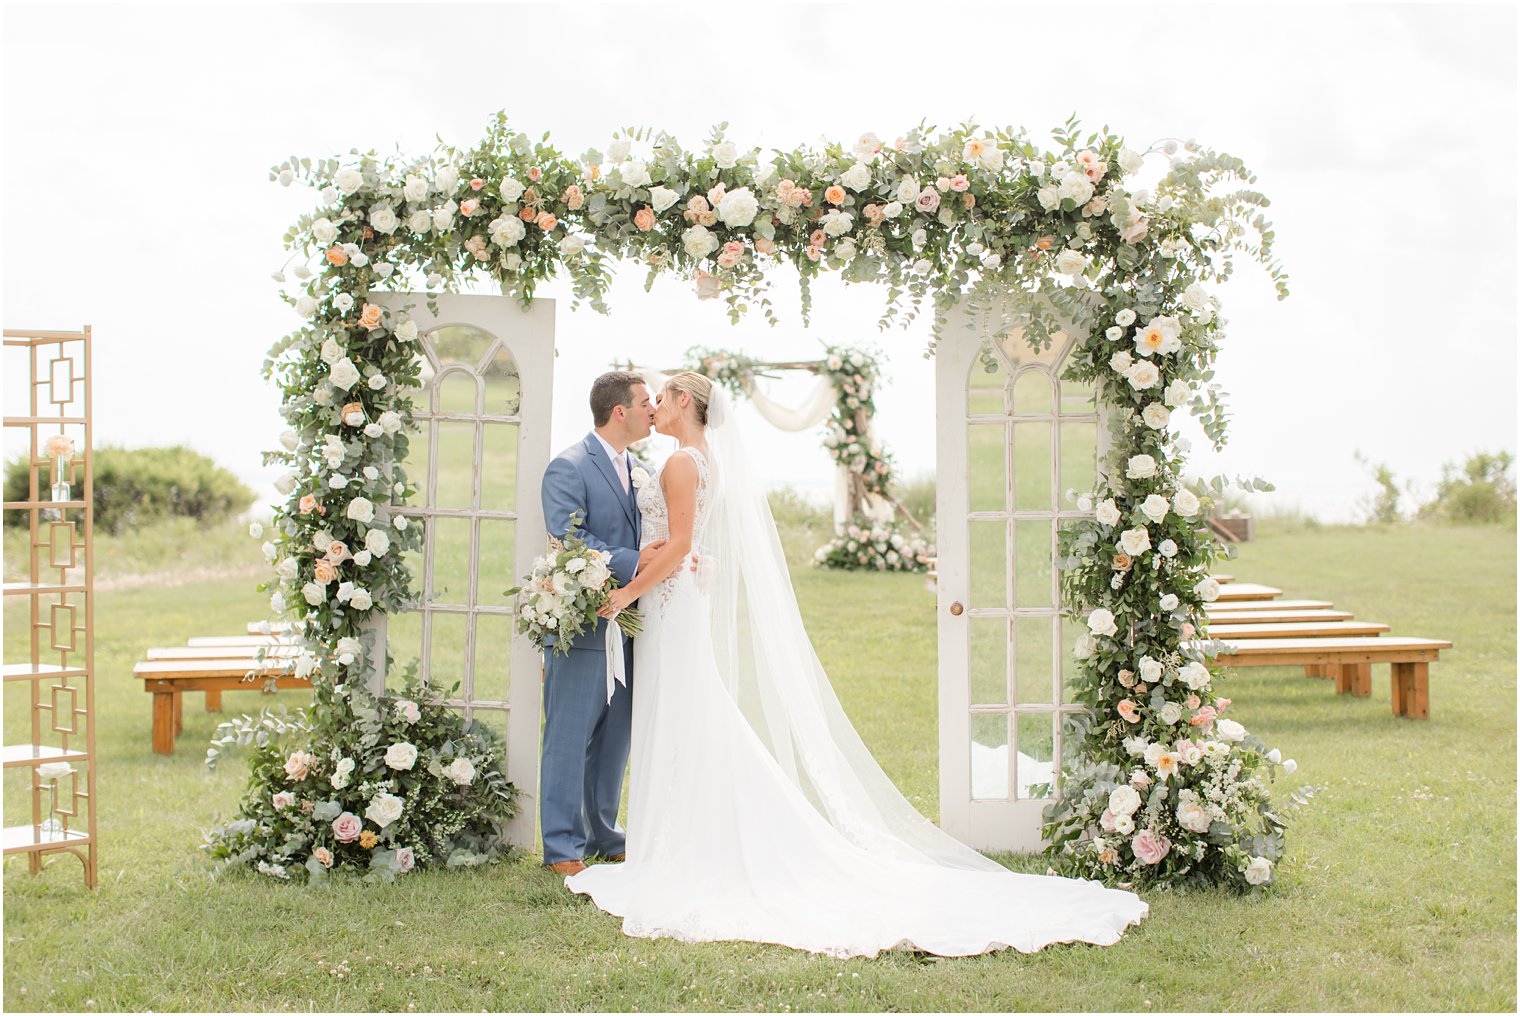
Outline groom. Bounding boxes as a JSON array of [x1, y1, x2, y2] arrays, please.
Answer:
[[538, 371, 660, 876]]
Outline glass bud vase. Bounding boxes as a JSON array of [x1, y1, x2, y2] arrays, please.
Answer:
[[50, 455, 71, 503]]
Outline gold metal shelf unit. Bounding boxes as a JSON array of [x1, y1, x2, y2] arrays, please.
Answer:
[[1, 326, 98, 887]]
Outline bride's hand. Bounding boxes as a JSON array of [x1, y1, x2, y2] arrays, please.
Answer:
[[597, 587, 635, 618]]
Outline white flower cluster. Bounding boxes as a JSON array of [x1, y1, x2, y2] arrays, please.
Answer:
[[515, 542, 614, 650]]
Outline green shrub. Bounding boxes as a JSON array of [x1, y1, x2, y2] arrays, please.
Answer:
[[1353, 449, 1408, 524], [1418, 451, 1517, 525], [3, 445, 255, 535]]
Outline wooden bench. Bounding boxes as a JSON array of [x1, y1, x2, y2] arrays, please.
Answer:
[[1207, 598, 1334, 612], [1213, 582, 1283, 602], [134, 656, 305, 755], [1204, 636, 1451, 718], [1204, 620, 1390, 639], [1206, 608, 1354, 625]]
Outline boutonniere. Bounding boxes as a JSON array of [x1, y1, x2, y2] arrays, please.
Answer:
[[630, 466, 651, 490]]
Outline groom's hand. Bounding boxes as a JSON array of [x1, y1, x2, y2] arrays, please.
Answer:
[[637, 539, 667, 573]]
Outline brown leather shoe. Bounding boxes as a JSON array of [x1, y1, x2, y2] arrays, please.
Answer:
[[545, 859, 587, 876], [604, 852, 626, 863]]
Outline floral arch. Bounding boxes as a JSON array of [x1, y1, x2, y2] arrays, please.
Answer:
[[247, 112, 1291, 889]]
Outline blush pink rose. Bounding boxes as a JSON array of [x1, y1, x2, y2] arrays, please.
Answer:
[[562, 184, 584, 210], [1216, 697, 1232, 711], [915, 188, 940, 213], [468, 178, 485, 191], [460, 198, 481, 217], [528, 167, 542, 182], [1190, 705, 1218, 730], [535, 211, 557, 231], [1117, 699, 1140, 723], [1099, 809, 1118, 832], [949, 174, 970, 192], [332, 812, 362, 843], [1131, 828, 1171, 865]]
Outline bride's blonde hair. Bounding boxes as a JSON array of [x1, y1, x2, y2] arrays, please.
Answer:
[[665, 371, 713, 426]]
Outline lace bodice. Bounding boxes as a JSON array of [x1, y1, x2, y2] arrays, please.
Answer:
[[637, 446, 712, 610]]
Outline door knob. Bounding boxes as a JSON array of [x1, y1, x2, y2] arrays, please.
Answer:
[[949, 601, 964, 616]]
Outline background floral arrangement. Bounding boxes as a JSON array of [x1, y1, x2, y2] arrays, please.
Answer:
[[259, 111, 1289, 888], [204, 672, 516, 883], [682, 342, 931, 572]]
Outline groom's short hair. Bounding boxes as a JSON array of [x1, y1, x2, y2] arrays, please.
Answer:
[[590, 371, 646, 426]]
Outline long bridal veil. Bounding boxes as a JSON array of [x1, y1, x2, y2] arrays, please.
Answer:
[[698, 386, 1004, 873]]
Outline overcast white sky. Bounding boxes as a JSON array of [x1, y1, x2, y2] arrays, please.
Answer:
[[3, 2, 1515, 523]]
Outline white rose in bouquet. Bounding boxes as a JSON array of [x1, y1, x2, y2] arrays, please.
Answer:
[[1159, 592, 1180, 612], [334, 167, 363, 194], [895, 175, 920, 203], [276, 557, 299, 581], [1159, 701, 1184, 726], [1086, 607, 1118, 638], [1164, 378, 1192, 407], [365, 791, 405, 828], [369, 205, 399, 235], [1119, 148, 1145, 174], [365, 529, 390, 556], [1137, 494, 1169, 524], [294, 296, 319, 319], [329, 357, 360, 392], [379, 411, 403, 435], [330, 756, 356, 789], [1119, 527, 1151, 556], [402, 175, 429, 203], [395, 320, 419, 341], [1216, 718, 1246, 743], [710, 141, 739, 168], [312, 218, 338, 245], [385, 742, 419, 770], [1055, 249, 1088, 275], [620, 160, 651, 188], [1178, 661, 1211, 690], [1159, 539, 1178, 558], [606, 138, 631, 163], [1194, 577, 1221, 602], [841, 163, 871, 191], [490, 214, 526, 247], [1037, 185, 1061, 211], [1095, 498, 1122, 527], [1107, 785, 1141, 817], [1125, 360, 1161, 390], [1177, 797, 1212, 833], [345, 497, 374, 523], [649, 185, 680, 213], [1142, 403, 1172, 429], [1243, 856, 1273, 885], [1173, 488, 1201, 517], [717, 187, 759, 228], [1139, 657, 1163, 683], [682, 225, 719, 258], [302, 582, 325, 606], [1127, 454, 1158, 479], [499, 177, 525, 202], [1115, 308, 1137, 327], [407, 210, 432, 235], [444, 757, 476, 786], [349, 586, 373, 610]]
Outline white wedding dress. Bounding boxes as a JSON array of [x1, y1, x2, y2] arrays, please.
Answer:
[[566, 393, 1147, 958]]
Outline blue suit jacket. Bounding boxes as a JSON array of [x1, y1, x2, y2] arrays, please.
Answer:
[[540, 432, 645, 650]]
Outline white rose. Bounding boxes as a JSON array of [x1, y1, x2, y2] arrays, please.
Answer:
[[274, 471, 297, 495], [405, 209, 431, 236], [301, 582, 325, 606], [1195, 577, 1221, 602], [1105, 326, 1124, 341], [349, 586, 373, 610], [620, 160, 651, 188], [895, 175, 919, 203], [1267, 748, 1282, 764], [385, 742, 418, 770], [261, 541, 277, 563], [329, 358, 360, 392], [606, 137, 631, 163], [649, 185, 680, 213], [1093, 498, 1122, 527], [1160, 592, 1180, 612], [1054, 249, 1088, 275], [365, 529, 390, 556], [841, 163, 871, 192], [1173, 489, 1201, 517], [1126, 360, 1161, 390], [1037, 185, 1061, 211], [1073, 632, 1096, 660], [276, 557, 299, 581], [682, 225, 719, 258], [401, 175, 429, 203], [1216, 718, 1246, 743], [1126, 454, 1158, 480], [1119, 527, 1151, 556], [37, 761, 74, 780], [1123, 736, 1149, 758], [1115, 308, 1137, 327], [352, 549, 371, 566], [394, 320, 418, 342], [279, 428, 300, 452], [270, 590, 286, 613], [330, 756, 355, 789], [559, 234, 586, 256], [379, 411, 403, 435], [345, 497, 374, 523], [1244, 856, 1273, 885], [432, 206, 455, 232], [1109, 350, 1133, 373], [369, 205, 398, 235], [294, 296, 319, 319], [1140, 494, 1170, 523], [1139, 657, 1163, 683], [1283, 759, 1298, 775], [312, 218, 338, 245], [1177, 798, 1212, 833], [716, 186, 759, 228], [393, 515, 408, 531], [710, 141, 738, 168], [1182, 282, 1211, 315], [497, 177, 525, 202], [444, 757, 476, 786], [1076, 494, 1094, 513], [1178, 662, 1211, 690], [490, 214, 526, 247], [1107, 785, 1141, 817], [1058, 172, 1094, 205], [1143, 403, 1172, 429], [876, 200, 901, 220], [365, 791, 404, 828], [1112, 813, 1135, 836], [1086, 608, 1118, 638], [334, 167, 363, 194], [1159, 701, 1184, 726], [1159, 539, 1178, 558], [1164, 379, 1192, 408]]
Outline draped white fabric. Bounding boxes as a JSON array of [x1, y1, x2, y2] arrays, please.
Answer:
[[744, 375, 836, 431]]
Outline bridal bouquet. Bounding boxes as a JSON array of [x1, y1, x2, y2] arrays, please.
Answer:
[[508, 516, 642, 656]]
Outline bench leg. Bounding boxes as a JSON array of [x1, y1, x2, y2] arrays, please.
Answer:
[[152, 693, 176, 755], [172, 691, 183, 735], [1336, 662, 1372, 697], [1305, 663, 1333, 680], [1391, 662, 1429, 719], [205, 690, 222, 712]]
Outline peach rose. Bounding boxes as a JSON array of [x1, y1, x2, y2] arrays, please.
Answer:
[[325, 246, 349, 266], [528, 167, 542, 182], [863, 203, 884, 225], [1135, 682, 1148, 695], [753, 237, 776, 255], [283, 750, 314, 780], [358, 304, 383, 331], [949, 174, 970, 192], [1113, 553, 1132, 571], [1117, 668, 1135, 688], [314, 559, 338, 585], [1034, 235, 1054, 251], [1216, 697, 1231, 711], [809, 229, 826, 247], [563, 184, 584, 210], [824, 184, 847, 205], [518, 205, 538, 222], [535, 211, 557, 231], [1185, 693, 1201, 711], [716, 247, 741, 269], [963, 192, 976, 209], [1181, 622, 1196, 638], [1117, 699, 1140, 723], [298, 494, 320, 515], [1189, 705, 1217, 730], [1097, 846, 1119, 865], [633, 206, 655, 231], [313, 846, 334, 868], [469, 178, 485, 191], [784, 186, 810, 208], [460, 198, 481, 217], [522, 187, 539, 205]]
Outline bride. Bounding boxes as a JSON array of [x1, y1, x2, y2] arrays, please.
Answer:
[[573, 370, 1147, 958]]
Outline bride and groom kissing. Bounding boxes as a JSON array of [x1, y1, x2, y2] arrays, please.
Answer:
[[536, 369, 1149, 959]]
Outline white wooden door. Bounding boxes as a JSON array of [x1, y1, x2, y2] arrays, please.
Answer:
[[369, 293, 554, 849], [936, 301, 1103, 852]]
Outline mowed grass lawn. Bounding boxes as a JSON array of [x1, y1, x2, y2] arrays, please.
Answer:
[[2, 513, 1514, 1012]]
